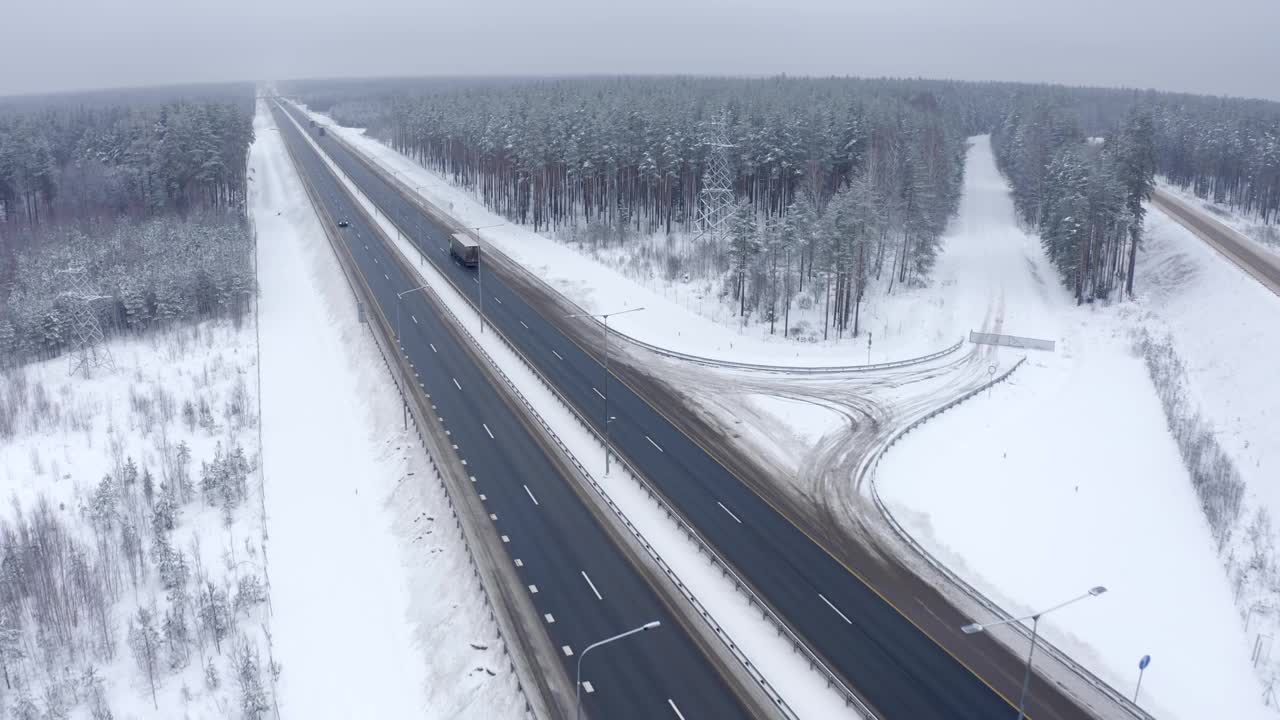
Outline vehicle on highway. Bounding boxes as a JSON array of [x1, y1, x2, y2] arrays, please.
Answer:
[[337, 219, 349, 227], [450, 232, 480, 266], [317, 126, 326, 137]]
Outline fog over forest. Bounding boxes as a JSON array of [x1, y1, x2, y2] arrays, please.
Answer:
[[2, 0, 1279, 101]]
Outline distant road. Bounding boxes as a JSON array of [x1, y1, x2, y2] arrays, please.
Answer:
[[1151, 188, 1280, 295]]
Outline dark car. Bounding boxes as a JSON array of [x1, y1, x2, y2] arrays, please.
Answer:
[[337, 220, 350, 228]]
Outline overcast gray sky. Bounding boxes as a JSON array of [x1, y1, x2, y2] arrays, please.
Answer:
[[4, 0, 1278, 100]]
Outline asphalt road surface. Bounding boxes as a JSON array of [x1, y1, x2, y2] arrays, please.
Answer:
[[1153, 187, 1280, 296], [270, 103, 749, 720], [279, 102, 1096, 720]]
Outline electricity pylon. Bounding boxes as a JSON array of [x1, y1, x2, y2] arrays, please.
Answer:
[[694, 113, 736, 245], [58, 265, 116, 376]]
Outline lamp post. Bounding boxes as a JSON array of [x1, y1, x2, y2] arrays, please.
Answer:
[[465, 224, 505, 334], [961, 586, 1107, 720], [396, 284, 431, 345], [567, 306, 645, 475], [575, 620, 661, 720]]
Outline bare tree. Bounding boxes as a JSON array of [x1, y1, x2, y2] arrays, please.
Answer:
[[127, 606, 162, 709]]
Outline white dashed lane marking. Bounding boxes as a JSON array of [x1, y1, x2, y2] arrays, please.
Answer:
[[819, 593, 852, 625], [581, 571, 603, 601]]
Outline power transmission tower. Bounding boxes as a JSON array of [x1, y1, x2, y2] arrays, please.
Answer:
[[694, 114, 736, 245], [59, 266, 116, 376]]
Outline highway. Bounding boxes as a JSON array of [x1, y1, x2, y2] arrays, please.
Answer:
[[269, 103, 750, 720], [276, 102, 1104, 720], [1152, 187, 1280, 296]]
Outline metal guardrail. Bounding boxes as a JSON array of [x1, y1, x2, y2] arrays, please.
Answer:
[[859, 356, 1157, 720], [273, 104, 548, 719], [295, 104, 878, 718], [625, 334, 966, 374]]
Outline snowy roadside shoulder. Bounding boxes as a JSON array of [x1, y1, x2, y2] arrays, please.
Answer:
[[295, 104, 949, 366], [249, 98, 524, 719], [1128, 206, 1280, 711], [280, 104, 865, 719]]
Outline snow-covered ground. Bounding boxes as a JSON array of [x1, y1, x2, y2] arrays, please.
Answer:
[[876, 138, 1272, 719], [301, 106, 954, 366], [250, 99, 523, 718], [1160, 180, 1280, 259], [278, 101, 860, 718], [0, 318, 273, 719]]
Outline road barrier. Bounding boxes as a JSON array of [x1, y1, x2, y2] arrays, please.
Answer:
[[626, 334, 966, 374]]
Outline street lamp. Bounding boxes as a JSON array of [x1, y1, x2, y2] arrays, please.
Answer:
[[396, 284, 431, 345], [566, 306, 646, 475], [465, 223, 505, 334], [962, 586, 1106, 720], [575, 620, 661, 720]]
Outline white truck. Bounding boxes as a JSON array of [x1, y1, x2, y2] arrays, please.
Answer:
[[450, 233, 480, 267]]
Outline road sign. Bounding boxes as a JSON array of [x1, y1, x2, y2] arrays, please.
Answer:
[[1134, 654, 1151, 703]]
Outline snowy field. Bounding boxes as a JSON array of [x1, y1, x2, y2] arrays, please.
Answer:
[[250, 99, 523, 719], [876, 139, 1274, 719], [301, 106, 955, 366], [0, 318, 275, 719]]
